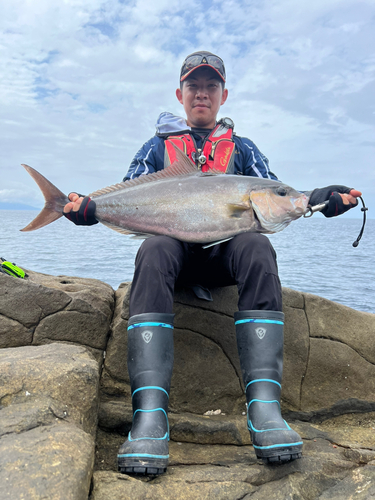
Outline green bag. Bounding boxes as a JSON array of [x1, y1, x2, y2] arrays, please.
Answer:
[[0, 258, 28, 279]]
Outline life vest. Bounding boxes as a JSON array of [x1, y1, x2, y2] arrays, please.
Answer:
[[164, 119, 236, 174]]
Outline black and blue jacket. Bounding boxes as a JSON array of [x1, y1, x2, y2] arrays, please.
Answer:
[[124, 112, 278, 181]]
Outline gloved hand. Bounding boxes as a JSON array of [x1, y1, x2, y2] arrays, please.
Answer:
[[63, 195, 98, 226], [308, 185, 359, 218]]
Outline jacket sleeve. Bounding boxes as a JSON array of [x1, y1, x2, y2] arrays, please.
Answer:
[[123, 137, 164, 181], [239, 137, 279, 181]]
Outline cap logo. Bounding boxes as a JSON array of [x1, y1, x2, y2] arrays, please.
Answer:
[[255, 327, 266, 339], [142, 331, 153, 344], [202, 57, 207, 63]]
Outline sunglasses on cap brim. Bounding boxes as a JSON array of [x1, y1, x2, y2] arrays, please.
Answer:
[[180, 54, 226, 82]]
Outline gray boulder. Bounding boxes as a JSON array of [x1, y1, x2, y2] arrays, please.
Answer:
[[0, 271, 115, 362], [1, 269, 375, 499], [100, 284, 375, 416], [0, 343, 100, 499]]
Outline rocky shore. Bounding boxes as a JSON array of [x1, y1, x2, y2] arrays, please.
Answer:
[[1, 269, 375, 499]]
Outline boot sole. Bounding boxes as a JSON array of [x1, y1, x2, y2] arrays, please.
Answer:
[[254, 443, 303, 464], [118, 455, 168, 476], [261, 451, 302, 463]]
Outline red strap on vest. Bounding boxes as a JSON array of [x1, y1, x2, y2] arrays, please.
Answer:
[[165, 122, 235, 174]]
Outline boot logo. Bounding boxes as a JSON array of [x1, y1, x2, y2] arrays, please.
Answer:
[[255, 327, 266, 339], [142, 331, 153, 344]]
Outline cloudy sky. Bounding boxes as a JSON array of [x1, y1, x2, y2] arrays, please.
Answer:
[[1, 0, 374, 217]]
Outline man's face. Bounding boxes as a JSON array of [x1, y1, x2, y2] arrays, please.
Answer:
[[176, 67, 228, 129]]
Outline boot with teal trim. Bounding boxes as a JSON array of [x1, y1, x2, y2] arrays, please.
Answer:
[[234, 310, 303, 463], [117, 312, 174, 475]]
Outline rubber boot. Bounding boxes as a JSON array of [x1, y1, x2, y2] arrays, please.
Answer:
[[117, 313, 174, 475], [234, 310, 303, 463]]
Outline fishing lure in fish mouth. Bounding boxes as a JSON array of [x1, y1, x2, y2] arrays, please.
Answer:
[[304, 196, 368, 247]]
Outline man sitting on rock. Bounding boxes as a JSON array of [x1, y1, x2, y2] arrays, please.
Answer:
[[63, 51, 361, 475]]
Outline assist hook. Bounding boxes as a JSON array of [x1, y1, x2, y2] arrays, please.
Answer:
[[304, 196, 368, 247]]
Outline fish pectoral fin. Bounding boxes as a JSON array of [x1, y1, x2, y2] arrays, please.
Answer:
[[227, 203, 251, 218], [100, 220, 152, 239], [202, 237, 234, 249], [130, 233, 153, 240]]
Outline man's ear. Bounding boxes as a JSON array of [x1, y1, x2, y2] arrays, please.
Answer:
[[176, 88, 183, 104], [221, 88, 228, 105]]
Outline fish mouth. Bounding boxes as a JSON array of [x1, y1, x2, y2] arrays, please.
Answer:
[[293, 195, 310, 214], [294, 206, 307, 215]]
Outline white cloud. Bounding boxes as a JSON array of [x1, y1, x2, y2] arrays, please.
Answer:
[[0, 0, 374, 214]]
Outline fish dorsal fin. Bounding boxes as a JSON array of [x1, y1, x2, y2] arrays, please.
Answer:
[[170, 143, 224, 175], [169, 142, 198, 173], [89, 143, 198, 198]]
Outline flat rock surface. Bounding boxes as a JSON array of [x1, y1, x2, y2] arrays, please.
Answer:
[[0, 343, 100, 500], [0, 343, 100, 436], [91, 438, 363, 500], [0, 423, 95, 500], [93, 410, 375, 499]]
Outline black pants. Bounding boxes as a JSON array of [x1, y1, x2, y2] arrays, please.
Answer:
[[129, 233, 282, 316]]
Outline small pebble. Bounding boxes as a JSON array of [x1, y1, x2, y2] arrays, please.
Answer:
[[203, 409, 222, 416]]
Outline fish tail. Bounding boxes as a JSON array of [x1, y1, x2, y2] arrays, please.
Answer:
[[20, 164, 70, 231]]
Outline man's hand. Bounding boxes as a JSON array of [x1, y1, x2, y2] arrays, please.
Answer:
[[309, 185, 362, 218], [340, 190, 362, 206], [63, 193, 84, 214], [63, 193, 98, 225]]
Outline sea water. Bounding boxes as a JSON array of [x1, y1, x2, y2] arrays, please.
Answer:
[[0, 211, 373, 314]]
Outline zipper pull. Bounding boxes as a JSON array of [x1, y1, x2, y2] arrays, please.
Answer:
[[196, 148, 207, 166]]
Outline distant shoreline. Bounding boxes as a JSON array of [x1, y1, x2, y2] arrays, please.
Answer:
[[0, 204, 40, 211]]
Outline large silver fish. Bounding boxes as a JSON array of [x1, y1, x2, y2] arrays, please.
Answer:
[[21, 147, 309, 244]]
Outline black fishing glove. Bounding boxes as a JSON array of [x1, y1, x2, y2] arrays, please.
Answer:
[[308, 185, 357, 218], [63, 195, 98, 226]]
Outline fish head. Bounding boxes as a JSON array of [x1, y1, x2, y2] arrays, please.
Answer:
[[249, 182, 310, 232]]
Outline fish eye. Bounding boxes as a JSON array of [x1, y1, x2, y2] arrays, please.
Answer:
[[276, 186, 287, 197]]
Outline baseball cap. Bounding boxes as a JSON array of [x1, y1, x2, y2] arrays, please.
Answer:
[[180, 51, 226, 83]]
